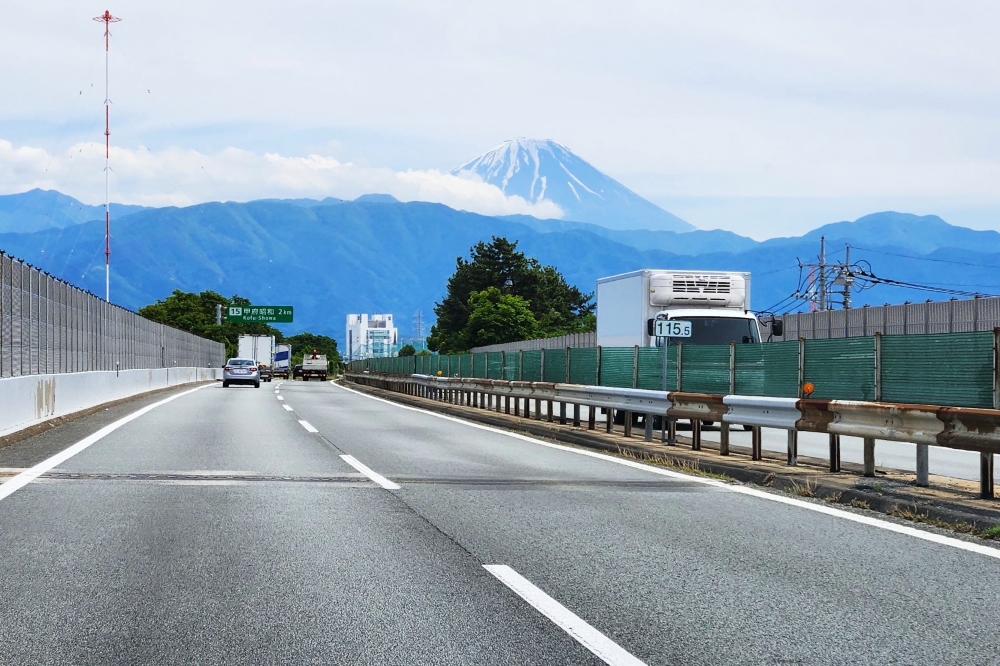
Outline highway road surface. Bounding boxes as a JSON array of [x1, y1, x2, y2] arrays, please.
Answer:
[[1, 379, 999, 665]]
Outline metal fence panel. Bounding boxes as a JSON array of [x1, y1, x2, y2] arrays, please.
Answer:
[[486, 352, 503, 379], [882, 332, 994, 408], [680, 345, 730, 394], [503, 351, 520, 380], [542, 348, 566, 383], [569, 347, 599, 385], [598, 347, 634, 388], [734, 342, 799, 397], [637, 346, 672, 390], [521, 350, 542, 382], [804, 337, 876, 400]]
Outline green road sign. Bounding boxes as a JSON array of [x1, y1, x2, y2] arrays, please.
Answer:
[[227, 305, 293, 323]]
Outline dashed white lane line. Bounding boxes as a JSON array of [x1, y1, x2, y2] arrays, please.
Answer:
[[333, 382, 1000, 561], [298, 420, 318, 433], [282, 404, 293, 412], [340, 454, 401, 490], [277, 396, 285, 401], [0, 384, 213, 503], [484, 565, 647, 666]]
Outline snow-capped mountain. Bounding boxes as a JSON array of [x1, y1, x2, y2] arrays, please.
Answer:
[[452, 138, 693, 232]]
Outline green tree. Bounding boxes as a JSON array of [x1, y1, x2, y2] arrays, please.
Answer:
[[398, 343, 417, 357], [427, 237, 594, 353], [286, 333, 341, 368], [139, 289, 282, 359], [416, 349, 432, 356], [461, 287, 538, 348]]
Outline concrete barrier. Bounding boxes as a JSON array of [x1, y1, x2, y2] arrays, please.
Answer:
[[0, 367, 221, 437]]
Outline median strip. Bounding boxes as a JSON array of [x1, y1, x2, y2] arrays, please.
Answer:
[[484, 564, 647, 666], [340, 454, 400, 490]]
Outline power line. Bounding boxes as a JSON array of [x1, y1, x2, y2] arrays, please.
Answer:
[[852, 246, 1000, 270]]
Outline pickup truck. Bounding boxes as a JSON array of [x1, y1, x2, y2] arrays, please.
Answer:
[[257, 364, 273, 382]]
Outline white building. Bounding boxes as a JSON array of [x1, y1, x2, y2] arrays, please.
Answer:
[[346, 314, 398, 360]]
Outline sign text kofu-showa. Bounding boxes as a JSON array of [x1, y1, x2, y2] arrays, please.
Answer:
[[227, 306, 294, 323]]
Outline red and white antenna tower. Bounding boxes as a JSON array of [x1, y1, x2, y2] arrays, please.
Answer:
[[93, 10, 121, 302]]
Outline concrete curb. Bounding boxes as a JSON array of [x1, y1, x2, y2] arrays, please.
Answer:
[[344, 380, 1000, 533]]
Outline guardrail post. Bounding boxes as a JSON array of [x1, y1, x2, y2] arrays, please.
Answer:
[[548, 399, 554, 423], [787, 431, 797, 466], [573, 403, 581, 428], [751, 426, 762, 460], [863, 437, 876, 477], [667, 418, 677, 446], [981, 454, 995, 499], [691, 418, 701, 451], [916, 445, 929, 487], [829, 434, 841, 472], [644, 415, 653, 442]]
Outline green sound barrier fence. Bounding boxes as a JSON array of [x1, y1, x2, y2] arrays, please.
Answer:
[[350, 331, 1000, 409]]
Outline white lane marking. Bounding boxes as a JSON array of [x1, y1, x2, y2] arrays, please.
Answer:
[[340, 454, 401, 490], [484, 565, 647, 666], [0, 384, 213, 502], [334, 383, 1000, 561], [298, 420, 318, 433], [277, 396, 285, 401], [282, 404, 294, 412]]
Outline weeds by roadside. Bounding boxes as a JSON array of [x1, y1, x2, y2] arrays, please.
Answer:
[[613, 446, 734, 482]]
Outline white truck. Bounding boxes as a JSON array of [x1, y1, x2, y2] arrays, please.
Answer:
[[300, 349, 328, 381], [273, 343, 292, 379], [596, 269, 777, 348], [237, 334, 275, 367]]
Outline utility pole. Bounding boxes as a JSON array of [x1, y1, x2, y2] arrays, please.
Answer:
[[93, 10, 121, 302], [818, 235, 827, 311], [215, 304, 222, 325], [842, 244, 853, 309]]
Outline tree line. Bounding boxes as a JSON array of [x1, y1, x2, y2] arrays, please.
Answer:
[[138, 290, 341, 365]]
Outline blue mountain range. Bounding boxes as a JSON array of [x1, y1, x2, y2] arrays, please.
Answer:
[[2, 190, 999, 351]]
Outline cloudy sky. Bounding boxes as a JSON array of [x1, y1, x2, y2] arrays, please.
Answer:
[[2, 1, 998, 238]]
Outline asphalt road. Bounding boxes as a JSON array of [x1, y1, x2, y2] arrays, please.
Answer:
[[1, 379, 1000, 665]]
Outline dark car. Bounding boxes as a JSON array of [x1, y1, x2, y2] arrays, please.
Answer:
[[223, 358, 260, 388], [258, 364, 273, 382], [292, 364, 303, 380]]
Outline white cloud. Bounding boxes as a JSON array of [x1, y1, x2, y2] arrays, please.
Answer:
[[0, 139, 563, 218]]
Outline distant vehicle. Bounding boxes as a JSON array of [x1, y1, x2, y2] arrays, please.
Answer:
[[292, 364, 303, 380], [301, 349, 328, 381], [238, 334, 275, 369], [223, 358, 261, 388], [258, 364, 273, 382], [273, 344, 291, 379]]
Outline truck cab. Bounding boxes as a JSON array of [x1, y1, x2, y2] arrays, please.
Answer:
[[597, 269, 764, 348]]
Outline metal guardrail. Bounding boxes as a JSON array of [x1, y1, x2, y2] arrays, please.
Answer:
[[0, 250, 225, 377], [347, 371, 998, 499]]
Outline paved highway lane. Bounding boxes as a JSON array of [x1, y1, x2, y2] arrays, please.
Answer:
[[287, 380, 1000, 665], [3, 379, 1000, 664], [0, 382, 602, 665]]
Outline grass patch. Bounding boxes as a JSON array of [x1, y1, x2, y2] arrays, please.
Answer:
[[614, 447, 734, 482], [786, 479, 818, 498], [849, 499, 872, 510], [982, 525, 1000, 540]]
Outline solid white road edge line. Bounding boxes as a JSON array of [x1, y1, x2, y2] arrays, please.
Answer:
[[0, 384, 213, 503], [484, 565, 647, 666], [340, 454, 401, 490], [282, 404, 294, 412], [333, 382, 1000, 561], [298, 420, 318, 433]]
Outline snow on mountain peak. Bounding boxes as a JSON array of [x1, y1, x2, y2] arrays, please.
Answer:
[[452, 138, 692, 232]]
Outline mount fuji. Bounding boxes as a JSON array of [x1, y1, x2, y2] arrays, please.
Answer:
[[452, 138, 693, 232]]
